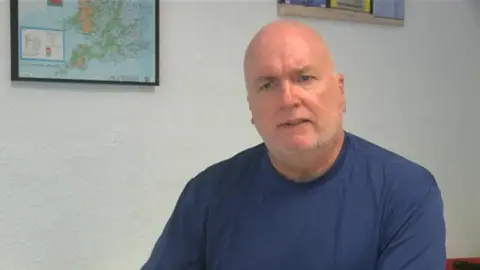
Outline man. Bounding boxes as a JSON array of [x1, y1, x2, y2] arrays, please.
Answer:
[[141, 20, 446, 270]]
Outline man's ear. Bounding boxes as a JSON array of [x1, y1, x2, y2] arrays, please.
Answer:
[[338, 73, 346, 112], [247, 95, 255, 124], [338, 73, 345, 94]]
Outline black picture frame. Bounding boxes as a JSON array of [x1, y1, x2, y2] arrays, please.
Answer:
[[9, 0, 160, 86]]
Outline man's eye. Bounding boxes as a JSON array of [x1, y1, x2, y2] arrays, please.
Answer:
[[297, 75, 313, 82], [260, 82, 272, 91]]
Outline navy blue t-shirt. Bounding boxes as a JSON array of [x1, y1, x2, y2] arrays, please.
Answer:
[[141, 131, 446, 270]]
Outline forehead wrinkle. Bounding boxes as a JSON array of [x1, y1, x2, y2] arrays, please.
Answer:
[[244, 20, 336, 90], [246, 37, 310, 79]]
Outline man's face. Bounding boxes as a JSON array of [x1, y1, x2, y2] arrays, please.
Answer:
[[245, 35, 345, 154]]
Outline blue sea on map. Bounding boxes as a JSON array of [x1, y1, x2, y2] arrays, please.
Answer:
[[17, 0, 156, 83]]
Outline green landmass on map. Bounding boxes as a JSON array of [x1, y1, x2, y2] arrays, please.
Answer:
[[56, 0, 150, 75]]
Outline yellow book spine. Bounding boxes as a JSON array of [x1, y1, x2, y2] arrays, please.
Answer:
[[363, 0, 371, 12]]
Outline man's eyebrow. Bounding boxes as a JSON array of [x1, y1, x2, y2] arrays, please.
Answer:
[[254, 75, 276, 85], [292, 66, 314, 74], [252, 66, 315, 85]]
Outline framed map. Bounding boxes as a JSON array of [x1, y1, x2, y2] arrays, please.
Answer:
[[10, 0, 160, 86]]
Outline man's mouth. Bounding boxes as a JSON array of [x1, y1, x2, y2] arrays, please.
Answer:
[[278, 119, 311, 127]]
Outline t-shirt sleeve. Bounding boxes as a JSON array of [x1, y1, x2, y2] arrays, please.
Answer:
[[141, 175, 209, 270], [376, 161, 446, 270]]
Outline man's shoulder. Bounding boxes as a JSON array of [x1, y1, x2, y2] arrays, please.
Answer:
[[348, 132, 438, 192], [187, 143, 266, 190]]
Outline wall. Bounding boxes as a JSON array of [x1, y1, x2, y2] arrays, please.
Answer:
[[0, 1, 479, 269]]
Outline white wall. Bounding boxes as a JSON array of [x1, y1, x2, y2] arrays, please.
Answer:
[[0, 1, 479, 269]]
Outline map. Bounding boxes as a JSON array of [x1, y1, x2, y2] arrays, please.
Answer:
[[15, 0, 157, 84]]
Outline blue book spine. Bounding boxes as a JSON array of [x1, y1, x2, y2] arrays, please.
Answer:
[[285, 0, 307, 5], [305, 0, 327, 7], [373, 0, 405, 19]]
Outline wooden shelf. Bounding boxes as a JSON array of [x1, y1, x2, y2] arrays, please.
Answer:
[[277, 4, 404, 27]]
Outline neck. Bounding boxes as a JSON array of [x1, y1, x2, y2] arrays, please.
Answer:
[[269, 131, 345, 182]]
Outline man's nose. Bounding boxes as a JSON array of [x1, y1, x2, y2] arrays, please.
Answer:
[[279, 81, 300, 106]]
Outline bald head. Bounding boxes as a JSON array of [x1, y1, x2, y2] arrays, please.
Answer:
[[243, 19, 346, 169], [244, 20, 335, 83]]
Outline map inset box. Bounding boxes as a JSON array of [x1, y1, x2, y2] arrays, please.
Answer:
[[20, 27, 65, 62], [10, 0, 160, 86]]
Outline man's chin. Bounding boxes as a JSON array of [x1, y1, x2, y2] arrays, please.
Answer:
[[279, 134, 335, 152], [279, 140, 319, 153]]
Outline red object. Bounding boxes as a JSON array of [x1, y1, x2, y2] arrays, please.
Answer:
[[50, 0, 62, 3], [446, 258, 480, 270]]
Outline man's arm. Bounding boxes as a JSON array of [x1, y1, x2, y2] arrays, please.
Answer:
[[141, 177, 208, 270], [376, 162, 446, 270]]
